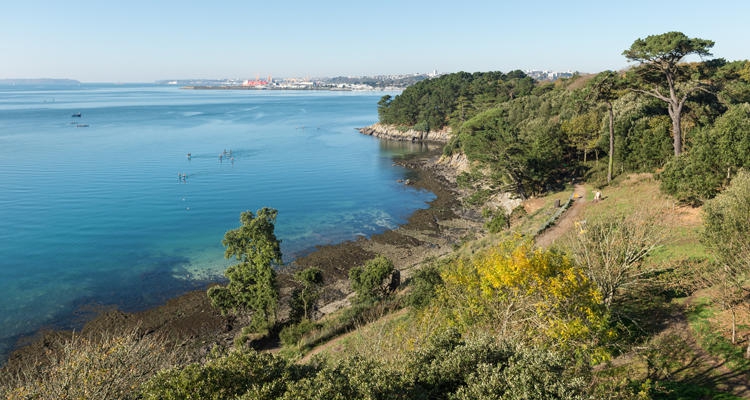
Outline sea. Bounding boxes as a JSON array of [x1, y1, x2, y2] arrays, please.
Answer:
[[0, 84, 435, 362]]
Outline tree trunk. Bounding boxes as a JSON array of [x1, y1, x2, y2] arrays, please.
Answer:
[[608, 103, 614, 183], [670, 102, 683, 156], [583, 149, 588, 164]]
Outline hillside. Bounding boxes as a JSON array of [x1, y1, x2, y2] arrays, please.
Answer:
[[296, 174, 750, 398], [3, 31, 750, 399]]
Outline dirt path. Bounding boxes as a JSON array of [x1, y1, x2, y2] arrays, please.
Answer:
[[534, 184, 587, 248], [648, 297, 750, 398]]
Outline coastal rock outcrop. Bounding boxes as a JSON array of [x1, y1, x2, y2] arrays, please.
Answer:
[[359, 122, 452, 143]]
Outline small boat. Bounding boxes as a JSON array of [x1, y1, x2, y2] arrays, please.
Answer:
[[76, 124, 89, 128], [71, 112, 82, 117]]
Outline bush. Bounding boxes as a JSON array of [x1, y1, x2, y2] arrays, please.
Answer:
[[1, 329, 178, 400], [141, 349, 293, 400], [406, 262, 444, 309], [281, 356, 410, 400], [508, 205, 527, 225], [279, 319, 320, 347], [453, 346, 590, 400], [413, 120, 430, 132], [484, 212, 509, 233], [465, 189, 492, 206], [349, 256, 398, 305]]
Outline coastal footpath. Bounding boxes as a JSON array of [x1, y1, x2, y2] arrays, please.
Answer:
[[358, 122, 452, 143]]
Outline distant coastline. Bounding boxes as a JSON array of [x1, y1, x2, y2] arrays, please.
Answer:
[[0, 78, 81, 86], [182, 85, 361, 91]]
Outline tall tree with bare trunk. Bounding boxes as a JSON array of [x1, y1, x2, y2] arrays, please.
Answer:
[[623, 31, 714, 156]]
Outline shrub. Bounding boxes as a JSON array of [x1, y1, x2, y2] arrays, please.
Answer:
[[141, 348, 293, 400], [484, 212, 509, 233], [406, 262, 444, 309], [1, 329, 178, 400], [281, 356, 410, 400], [279, 319, 320, 347], [349, 256, 397, 305], [509, 205, 527, 225]]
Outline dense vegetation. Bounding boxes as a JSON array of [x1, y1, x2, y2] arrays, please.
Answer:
[[379, 32, 750, 203], [3, 31, 750, 399]]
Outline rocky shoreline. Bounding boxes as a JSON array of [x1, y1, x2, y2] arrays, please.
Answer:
[[359, 122, 452, 143], [1, 146, 480, 371]]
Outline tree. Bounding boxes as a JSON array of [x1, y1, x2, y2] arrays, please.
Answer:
[[290, 267, 324, 322], [377, 95, 393, 124], [566, 210, 665, 310], [623, 31, 715, 156], [208, 208, 282, 332], [561, 110, 602, 164], [702, 170, 750, 347], [660, 103, 750, 204], [349, 255, 398, 305], [589, 71, 624, 183]]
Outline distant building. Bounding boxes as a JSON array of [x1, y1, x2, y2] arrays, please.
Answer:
[[525, 70, 577, 81]]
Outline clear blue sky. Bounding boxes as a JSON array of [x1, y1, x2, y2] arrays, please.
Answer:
[[1, 0, 748, 82]]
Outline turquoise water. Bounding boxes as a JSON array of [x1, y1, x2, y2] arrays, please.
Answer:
[[0, 85, 434, 360]]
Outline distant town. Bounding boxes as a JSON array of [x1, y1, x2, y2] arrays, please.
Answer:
[[0, 70, 578, 90], [158, 70, 578, 91]]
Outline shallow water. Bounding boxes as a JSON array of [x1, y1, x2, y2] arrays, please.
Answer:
[[0, 85, 434, 360]]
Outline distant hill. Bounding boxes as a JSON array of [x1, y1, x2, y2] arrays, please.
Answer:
[[0, 79, 81, 86]]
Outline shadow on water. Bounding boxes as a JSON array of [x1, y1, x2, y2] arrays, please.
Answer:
[[0, 253, 219, 364]]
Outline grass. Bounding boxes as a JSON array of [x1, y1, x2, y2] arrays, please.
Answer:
[[294, 172, 750, 397], [512, 184, 576, 237], [687, 298, 750, 372]]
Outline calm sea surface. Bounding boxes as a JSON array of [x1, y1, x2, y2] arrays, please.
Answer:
[[0, 84, 434, 360]]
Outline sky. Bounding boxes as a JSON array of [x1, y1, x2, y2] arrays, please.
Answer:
[[1, 0, 748, 82]]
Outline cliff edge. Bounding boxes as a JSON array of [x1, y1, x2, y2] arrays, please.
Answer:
[[359, 123, 452, 143]]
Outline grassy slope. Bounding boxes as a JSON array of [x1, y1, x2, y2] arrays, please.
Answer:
[[294, 172, 750, 398]]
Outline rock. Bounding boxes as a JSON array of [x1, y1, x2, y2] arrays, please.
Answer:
[[382, 269, 401, 295], [358, 122, 452, 143]]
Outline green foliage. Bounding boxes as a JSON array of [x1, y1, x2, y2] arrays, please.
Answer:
[[464, 188, 492, 206], [453, 347, 590, 400], [509, 204, 527, 224], [290, 267, 324, 322], [623, 31, 716, 156], [717, 60, 750, 104], [349, 256, 397, 305], [561, 109, 604, 162], [458, 105, 568, 198], [660, 104, 750, 204], [141, 349, 294, 400], [484, 210, 509, 233], [208, 208, 281, 332], [378, 71, 535, 130], [406, 262, 444, 309], [623, 31, 714, 65], [700, 170, 750, 342], [281, 356, 410, 400], [659, 151, 722, 205], [702, 169, 750, 269], [279, 319, 320, 347], [403, 330, 590, 400]]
